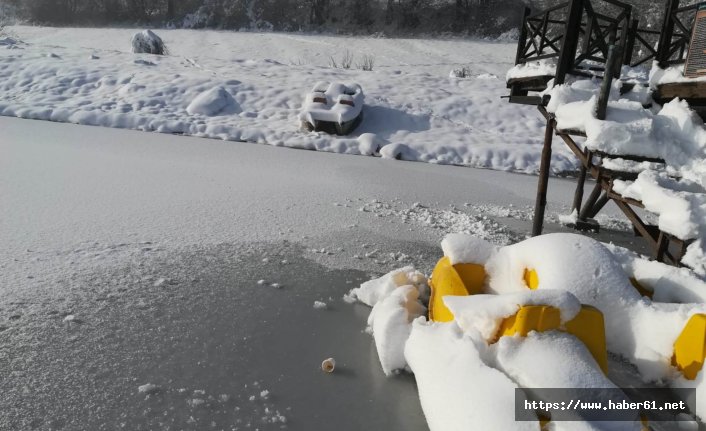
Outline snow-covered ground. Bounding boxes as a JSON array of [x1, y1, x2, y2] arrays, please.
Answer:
[[0, 26, 577, 173], [1, 115, 631, 430]]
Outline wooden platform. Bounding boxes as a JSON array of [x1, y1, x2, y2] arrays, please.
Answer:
[[655, 81, 706, 120]]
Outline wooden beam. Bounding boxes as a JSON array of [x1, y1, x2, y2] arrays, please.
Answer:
[[555, 0, 583, 85], [532, 113, 555, 236]]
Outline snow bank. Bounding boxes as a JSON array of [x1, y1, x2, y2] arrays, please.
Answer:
[[486, 233, 706, 381], [0, 28, 577, 174], [131, 30, 167, 55], [404, 321, 539, 431], [444, 290, 581, 341], [186, 86, 240, 116]]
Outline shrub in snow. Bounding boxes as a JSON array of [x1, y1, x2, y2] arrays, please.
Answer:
[[449, 67, 471, 78], [186, 86, 240, 116], [357, 54, 375, 72], [131, 30, 168, 55]]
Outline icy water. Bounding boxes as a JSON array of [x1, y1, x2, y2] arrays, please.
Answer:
[[0, 241, 430, 431]]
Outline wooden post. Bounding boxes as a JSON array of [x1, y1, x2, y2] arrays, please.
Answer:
[[515, 7, 531, 66], [532, 115, 554, 237], [555, 0, 584, 85], [617, 7, 632, 63], [596, 45, 622, 120], [579, 181, 602, 219], [624, 18, 639, 65], [572, 152, 588, 214], [657, 0, 680, 67], [586, 191, 610, 219]]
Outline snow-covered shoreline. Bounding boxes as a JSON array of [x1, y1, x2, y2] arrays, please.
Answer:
[[0, 26, 578, 174]]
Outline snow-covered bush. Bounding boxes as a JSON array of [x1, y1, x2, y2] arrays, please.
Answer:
[[357, 54, 375, 71], [449, 67, 471, 78], [131, 30, 168, 55], [329, 50, 353, 69]]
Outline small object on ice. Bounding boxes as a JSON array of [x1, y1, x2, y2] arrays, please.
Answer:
[[138, 383, 160, 394], [131, 29, 168, 55], [313, 301, 327, 309], [153, 278, 166, 287], [271, 283, 282, 289], [257, 279, 266, 286], [280, 259, 288, 264], [259, 390, 269, 399], [89, 54, 99, 60], [47, 53, 60, 58], [321, 357, 336, 373], [248, 395, 256, 401], [63, 314, 76, 322]]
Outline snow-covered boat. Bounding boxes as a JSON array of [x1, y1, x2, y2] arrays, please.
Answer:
[[299, 82, 364, 135]]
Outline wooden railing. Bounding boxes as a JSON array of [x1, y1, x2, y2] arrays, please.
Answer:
[[514, 0, 633, 84], [656, 0, 700, 67]]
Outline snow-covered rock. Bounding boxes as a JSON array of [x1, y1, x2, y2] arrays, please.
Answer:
[[131, 30, 167, 55], [186, 86, 240, 116]]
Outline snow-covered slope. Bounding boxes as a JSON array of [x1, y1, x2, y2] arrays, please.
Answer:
[[0, 26, 577, 174]]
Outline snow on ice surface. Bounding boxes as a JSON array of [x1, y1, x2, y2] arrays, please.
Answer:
[[0, 25, 578, 174]]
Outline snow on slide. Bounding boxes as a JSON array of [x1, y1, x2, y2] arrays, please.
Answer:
[[348, 233, 706, 429], [0, 26, 578, 174]]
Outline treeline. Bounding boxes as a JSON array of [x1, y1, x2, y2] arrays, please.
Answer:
[[0, 0, 670, 37], [0, 0, 528, 36]]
